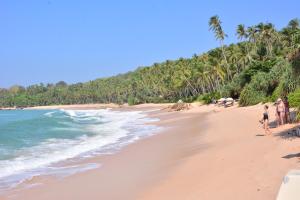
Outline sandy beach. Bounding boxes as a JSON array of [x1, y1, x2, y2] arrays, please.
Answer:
[[2, 1, 300, 199], [1, 103, 300, 200]]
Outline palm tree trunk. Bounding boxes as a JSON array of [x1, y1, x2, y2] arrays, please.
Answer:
[[220, 40, 232, 80]]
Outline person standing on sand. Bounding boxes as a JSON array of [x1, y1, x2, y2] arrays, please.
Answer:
[[283, 96, 290, 123], [260, 105, 271, 135], [276, 98, 286, 126]]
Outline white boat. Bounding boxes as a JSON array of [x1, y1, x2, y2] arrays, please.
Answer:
[[277, 170, 300, 200]]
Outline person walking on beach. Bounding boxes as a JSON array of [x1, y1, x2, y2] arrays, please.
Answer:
[[283, 96, 290, 123], [276, 98, 285, 126], [260, 105, 271, 135]]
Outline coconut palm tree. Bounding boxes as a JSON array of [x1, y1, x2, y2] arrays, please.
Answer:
[[288, 18, 300, 30], [236, 24, 252, 61], [256, 23, 278, 57], [247, 26, 258, 52], [236, 24, 247, 41], [284, 18, 300, 55], [209, 15, 230, 79]]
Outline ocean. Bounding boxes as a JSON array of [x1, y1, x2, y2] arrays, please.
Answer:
[[0, 109, 160, 191]]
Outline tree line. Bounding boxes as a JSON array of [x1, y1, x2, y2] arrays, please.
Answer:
[[1, 16, 300, 108]]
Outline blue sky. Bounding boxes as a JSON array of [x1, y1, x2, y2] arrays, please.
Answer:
[[1, 0, 300, 88]]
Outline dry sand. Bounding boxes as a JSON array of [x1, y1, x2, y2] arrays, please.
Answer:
[[1, 103, 300, 200]]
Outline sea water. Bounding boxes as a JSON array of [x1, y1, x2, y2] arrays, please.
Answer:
[[0, 109, 160, 191]]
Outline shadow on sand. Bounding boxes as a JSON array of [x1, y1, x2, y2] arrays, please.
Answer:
[[282, 153, 300, 159], [265, 110, 300, 160], [273, 125, 300, 140], [270, 111, 300, 140], [269, 111, 298, 128]]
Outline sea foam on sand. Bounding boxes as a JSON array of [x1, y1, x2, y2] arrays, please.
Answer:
[[0, 109, 161, 191]]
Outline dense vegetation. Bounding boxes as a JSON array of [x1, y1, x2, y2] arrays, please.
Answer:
[[1, 16, 300, 111]]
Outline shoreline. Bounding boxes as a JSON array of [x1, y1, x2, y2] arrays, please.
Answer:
[[1, 103, 173, 111], [1, 103, 209, 200], [1, 103, 300, 199], [0, 105, 165, 194]]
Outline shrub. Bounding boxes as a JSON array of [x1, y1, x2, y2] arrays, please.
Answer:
[[182, 96, 197, 103], [288, 88, 300, 121], [239, 85, 266, 106], [220, 74, 245, 98], [240, 72, 270, 106], [221, 58, 286, 99], [239, 59, 293, 106], [270, 82, 284, 102], [197, 91, 221, 104], [127, 96, 138, 106], [288, 88, 300, 108], [248, 72, 270, 91], [242, 59, 276, 82], [291, 53, 300, 75]]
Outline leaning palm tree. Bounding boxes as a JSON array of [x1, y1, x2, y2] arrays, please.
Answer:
[[209, 15, 230, 79]]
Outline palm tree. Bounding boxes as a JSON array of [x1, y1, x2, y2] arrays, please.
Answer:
[[236, 24, 252, 61], [209, 15, 230, 79], [285, 18, 300, 55], [211, 63, 225, 89], [247, 26, 258, 51], [288, 18, 300, 30], [237, 43, 252, 70], [236, 24, 247, 41], [256, 23, 278, 57]]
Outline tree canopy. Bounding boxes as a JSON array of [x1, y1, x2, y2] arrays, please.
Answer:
[[1, 17, 300, 108]]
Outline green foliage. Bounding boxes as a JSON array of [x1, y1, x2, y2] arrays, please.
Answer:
[[182, 96, 197, 103], [288, 88, 300, 121], [239, 85, 266, 106], [291, 56, 300, 75], [288, 88, 300, 108], [270, 83, 284, 102], [221, 58, 289, 100], [269, 70, 295, 103], [1, 17, 300, 108], [243, 59, 275, 82], [239, 59, 292, 106], [127, 96, 138, 106], [220, 74, 245, 98], [197, 92, 221, 104]]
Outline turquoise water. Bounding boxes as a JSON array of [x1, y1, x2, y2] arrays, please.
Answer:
[[0, 109, 159, 190], [0, 110, 95, 160]]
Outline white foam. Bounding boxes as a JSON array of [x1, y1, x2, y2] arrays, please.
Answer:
[[43, 111, 56, 117], [0, 109, 161, 190]]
